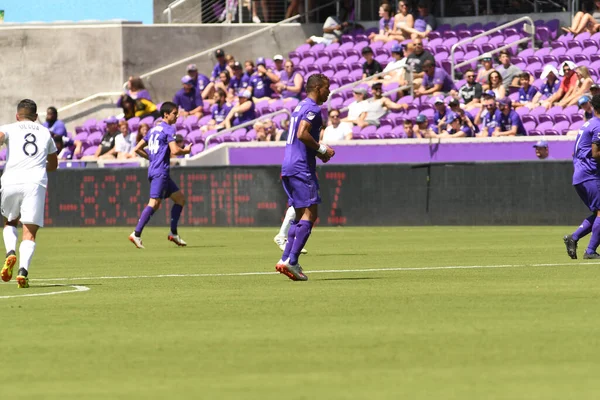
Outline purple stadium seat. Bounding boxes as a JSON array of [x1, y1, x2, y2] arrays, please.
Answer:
[[563, 105, 578, 117], [74, 132, 88, 142], [183, 115, 199, 131], [186, 129, 203, 144], [82, 146, 98, 157], [190, 143, 204, 155], [544, 129, 559, 136], [536, 121, 555, 132], [299, 57, 315, 67], [554, 121, 570, 132], [521, 114, 536, 124], [554, 114, 569, 123], [295, 43, 311, 54], [528, 129, 542, 136], [575, 54, 590, 64], [86, 132, 103, 146], [198, 115, 212, 127], [176, 129, 188, 139], [139, 115, 154, 127], [523, 121, 536, 132], [127, 117, 140, 132], [483, 22, 497, 31], [443, 30, 458, 39], [538, 114, 553, 123]]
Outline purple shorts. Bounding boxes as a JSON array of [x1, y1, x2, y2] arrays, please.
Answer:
[[575, 180, 600, 212], [149, 175, 179, 199], [282, 173, 321, 208]]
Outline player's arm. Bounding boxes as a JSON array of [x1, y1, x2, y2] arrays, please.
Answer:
[[592, 143, 600, 161], [134, 139, 149, 159], [0, 131, 6, 146], [169, 140, 192, 156], [46, 152, 58, 171], [297, 120, 335, 162]]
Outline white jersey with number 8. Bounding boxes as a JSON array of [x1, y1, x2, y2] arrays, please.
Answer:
[[0, 121, 57, 188]]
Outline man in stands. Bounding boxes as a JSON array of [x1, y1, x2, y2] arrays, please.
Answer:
[[211, 49, 228, 82], [342, 87, 368, 127], [357, 83, 407, 128], [514, 72, 538, 108], [244, 60, 256, 83], [496, 50, 522, 90], [439, 113, 473, 138], [413, 114, 435, 138], [413, 2, 436, 38], [250, 57, 274, 101], [186, 64, 210, 98], [306, 13, 348, 45], [272, 54, 285, 78], [362, 46, 383, 80], [493, 98, 526, 136], [533, 140, 552, 160], [201, 89, 233, 132], [542, 61, 578, 109], [43, 106, 67, 138], [448, 98, 479, 134], [415, 60, 455, 97], [77, 116, 120, 160], [432, 96, 451, 133], [173, 76, 203, 119], [406, 38, 435, 84], [380, 44, 410, 85], [458, 69, 483, 109], [224, 90, 256, 129], [229, 61, 248, 97], [321, 109, 353, 143], [115, 120, 136, 159], [591, 84, 600, 97], [272, 61, 304, 101], [475, 92, 501, 137]]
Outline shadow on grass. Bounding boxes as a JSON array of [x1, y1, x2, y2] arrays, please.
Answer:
[[316, 277, 383, 281], [316, 253, 370, 257], [31, 283, 103, 289]]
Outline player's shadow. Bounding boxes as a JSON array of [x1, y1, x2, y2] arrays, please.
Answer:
[[183, 245, 227, 248], [316, 277, 383, 281], [31, 283, 103, 289]]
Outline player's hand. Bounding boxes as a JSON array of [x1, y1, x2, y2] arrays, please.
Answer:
[[318, 145, 335, 163]]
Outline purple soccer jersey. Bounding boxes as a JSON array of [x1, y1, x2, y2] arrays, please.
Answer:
[[498, 110, 526, 136], [573, 117, 600, 185], [518, 86, 538, 102], [144, 121, 176, 178], [250, 74, 273, 98], [282, 98, 323, 176], [195, 74, 210, 92], [212, 62, 228, 80], [211, 102, 233, 124]]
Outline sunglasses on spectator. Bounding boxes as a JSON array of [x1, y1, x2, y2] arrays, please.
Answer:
[[330, 114, 340, 118], [466, 74, 475, 78], [414, 43, 423, 46], [485, 104, 495, 108]]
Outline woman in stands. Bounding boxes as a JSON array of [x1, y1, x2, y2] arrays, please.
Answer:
[[224, 90, 256, 129], [272, 61, 304, 101], [562, 0, 600, 34], [120, 95, 160, 120], [117, 76, 151, 109], [476, 54, 495, 89], [369, 3, 395, 43], [558, 66, 594, 107], [388, 1, 415, 41], [487, 71, 506, 100], [136, 123, 150, 145]]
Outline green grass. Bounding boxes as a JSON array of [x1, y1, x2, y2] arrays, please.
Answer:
[[2, 226, 600, 399]]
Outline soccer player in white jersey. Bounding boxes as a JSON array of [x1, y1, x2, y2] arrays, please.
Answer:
[[0, 99, 58, 288]]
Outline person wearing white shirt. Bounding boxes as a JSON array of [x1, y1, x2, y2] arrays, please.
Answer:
[[381, 44, 410, 86], [115, 120, 137, 159], [342, 87, 369, 127], [321, 109, 353, 143]]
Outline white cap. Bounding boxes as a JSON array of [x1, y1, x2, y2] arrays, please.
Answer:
[[540, 64, 559, 80], [558, 60, 577, 76], [273, 54, 284, 61]]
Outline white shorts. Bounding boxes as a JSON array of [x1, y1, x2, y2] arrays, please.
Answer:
[[1, 184, 46, 227]]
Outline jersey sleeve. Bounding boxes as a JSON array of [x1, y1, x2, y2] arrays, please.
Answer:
[[301, 106, 320, 126], [592, 125, 600, 145], [47, 135, 58, 154], [166, 127, 177, 143]]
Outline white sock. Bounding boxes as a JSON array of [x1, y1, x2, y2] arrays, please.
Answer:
[[3, 226, 17, 255], [19, 240, 36, 272], [278, 207, 296, 237]]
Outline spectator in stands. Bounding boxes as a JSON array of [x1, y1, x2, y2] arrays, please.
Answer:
[[531, 65, 560, 105], [541, 61, 578, 109], [513, 72, 538, 108], [476, 53, 495, 89], [406, 38, 435, 84], [369, 3, 395, 43], [413, 114, 435, 138], [202, 89, 233, 132], [53, 135, 72, 160], [43, 106, 67, 138], [120, 94, 159, 120], [272, 54, 285, 78], [225, 54, 236, 76], [431, 96, 451, 133], [273, 61, 304, 101], [209, 70, 232, 101], [413, 2, 436, 38], [533, 140, 551, 160], [244, 61, 256, 82], [254, 120, 275, 141], [580, 95, 594, 120], [448, 98, 479, 134], [558, 66, 594, 107], [342, 87, 368, 126], [306, 13, 347, 45], [76, 116, 120, 160], [229, 61, 248, 96], [321, 109, 353, 143], [562, 1, 600, 34], [439, 113, 473, 138], [362, 46, 383, 79], [251, 0, 268, 23], [415, 60, 456, 97], [212, 49, 228, 81], [389, 0, 415, 41], [116, 76, 152, 109], [475, 92, 501, 137], [136, 123, 150, 144], [496, 50, 522, 90], [186, 64, 211, 99], [224, 90, 256, 129], [278, 118, 290, 141], [379, 44, 410, 86], [487, 71, 506, 99], [458, 69, 483, 109], [360, 82, 408, 127], [493, 98, 526, 136], [403, 119, 416, 138], [115, 120, 136, 159], [173, 76, 204, 118], [591, 83, 600, 96], [251, 57, 274, 101]]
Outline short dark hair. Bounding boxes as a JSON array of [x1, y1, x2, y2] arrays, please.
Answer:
[[160, 101, 178, 118], [47, 106, 58, 115], [306, 73, 329, 94], [591, 94, 600, 113], [329, 108, 341, 116], [422, 60, 435, 69], [499, 50, 510, 57], [17, 99, 37, 120], [216, 88, 226, 98], [520, 72, 531, 79]]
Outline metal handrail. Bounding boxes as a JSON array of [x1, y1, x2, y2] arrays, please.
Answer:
[[204, 108, 291, 147], [450, 16, 536, 81], [327, 64, 414, 110], [163, 0, 187, 23]]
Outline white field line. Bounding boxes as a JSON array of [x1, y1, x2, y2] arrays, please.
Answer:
[[0, 285, 90, 299], [29, 261, 600, 283]]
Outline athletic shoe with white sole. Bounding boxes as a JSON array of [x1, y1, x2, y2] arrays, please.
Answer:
[[273, 235, 308, 254], [16, 268, 29, 289], [129, 232, 145, 249], [1, 252, 17, 282], [275, 259, 308, 281], [168, 234, 187, 247]]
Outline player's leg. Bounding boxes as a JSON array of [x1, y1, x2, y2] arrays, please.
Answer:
[[288, 204, 317, 267], [15, 223, 40, 288], [1, 185, 22, 282], [130, 176, 166, 248], [582, 180, 600, 259], [167, 187, 187, 247], [566, 182, 598, 258], [274, 206, 294, 249]]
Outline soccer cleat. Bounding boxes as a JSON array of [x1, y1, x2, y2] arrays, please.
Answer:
[[168, 234, 187, 247], [129, 232, 145, 249], [273, 235, 308, 254], [1, 254, 17, 282], [275, 259, 308, 281], [563, 235, 578, 259], [583, 252, 600, 259], [16, 268, 29, 289]]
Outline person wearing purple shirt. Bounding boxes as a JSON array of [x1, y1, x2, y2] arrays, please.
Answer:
[[276, 74, 335, 282], [186, 64, 210, 97], [475, 93, 502, 137], [43, 107, 67, 137], [416, 60, 456, 97], [228, 61, 249, 97], [439, 113, 472, 137], [211, 49, 228, 81], [369, 3, 394, 42], [250, 57, 274, 100], [243, 60, 255, 84], [493, 98, 526, 136], [432, 97, 453, 133], [223, 91, 256, 129], [173, 76, 204, 118], [272, 60, 304, 100], [564, 95, 600, 259], [116, 76, 152, 108], [448, 98, 480, 134], [129, 102, 192, 249], [515, 72, 539, 108]]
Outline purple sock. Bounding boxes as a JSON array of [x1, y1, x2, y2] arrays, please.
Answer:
[[586, 217, 600, 254], [572, 214, 596, 241], [170, 204, 183, 235], [134, 206, 155, 237], [289, 220, 313, 265], [282, 220, 297, 261]]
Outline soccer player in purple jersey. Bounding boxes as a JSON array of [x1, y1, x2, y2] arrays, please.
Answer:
[[275, 74, 335, 281], [564, 95, 600, 259], [129, 102, 192, 249]]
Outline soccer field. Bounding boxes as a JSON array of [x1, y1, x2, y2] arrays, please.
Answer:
[[2, 226, 600, 399]]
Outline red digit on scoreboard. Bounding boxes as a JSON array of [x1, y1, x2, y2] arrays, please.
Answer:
[[100, 175, 119, 225], [233, 172, 254, 225], [325, 171, 347, 225], [185, 172, 209, 225], [80, 175, 98, 225], [210, 173, 232, 225]]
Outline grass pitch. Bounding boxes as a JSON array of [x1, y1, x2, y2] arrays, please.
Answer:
[[2, 226, 600, 399]]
